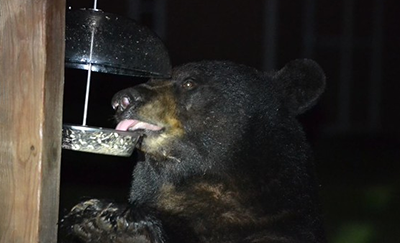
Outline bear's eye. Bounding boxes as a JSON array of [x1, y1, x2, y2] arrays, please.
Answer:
[[181, 78, 197, 90]]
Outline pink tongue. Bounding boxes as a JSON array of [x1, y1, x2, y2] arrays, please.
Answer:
[[116, 119, 163, 132], [116, 119, 139, 131]]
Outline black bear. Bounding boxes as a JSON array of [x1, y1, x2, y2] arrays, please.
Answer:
[[60, 59, 326, 243]]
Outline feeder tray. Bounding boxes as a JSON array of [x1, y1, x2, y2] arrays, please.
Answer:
[[62, 8, 171, 157], [62, 125, 140, 157]]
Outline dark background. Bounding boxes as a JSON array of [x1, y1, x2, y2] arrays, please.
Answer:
[[61, 1, 400, 243]]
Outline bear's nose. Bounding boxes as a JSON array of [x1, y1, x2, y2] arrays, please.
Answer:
[[112, 96, 130, 111], [111, 88, 143, 112]]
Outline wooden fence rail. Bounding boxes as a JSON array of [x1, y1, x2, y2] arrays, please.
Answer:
[[0, 0, 65, 242]]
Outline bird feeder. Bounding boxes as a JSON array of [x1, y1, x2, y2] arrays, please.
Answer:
[[62, 5, 171, 157]]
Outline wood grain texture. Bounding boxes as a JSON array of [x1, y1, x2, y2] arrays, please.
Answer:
[[0, 0, 65, 242]]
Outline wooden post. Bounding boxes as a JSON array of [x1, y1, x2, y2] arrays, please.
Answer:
[[0, 0, 65, 242]]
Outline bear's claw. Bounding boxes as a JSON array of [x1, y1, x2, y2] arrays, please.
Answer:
[[59, 199, 165, 243]]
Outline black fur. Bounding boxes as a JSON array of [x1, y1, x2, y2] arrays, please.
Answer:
[[60, 59, 326, 243]]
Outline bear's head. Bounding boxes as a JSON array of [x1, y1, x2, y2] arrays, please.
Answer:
[[112, 59, 325, 203]]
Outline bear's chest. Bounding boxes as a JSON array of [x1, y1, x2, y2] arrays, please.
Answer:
[[156, 183, 259, 230]]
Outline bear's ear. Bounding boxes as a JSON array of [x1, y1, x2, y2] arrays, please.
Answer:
[[273, 59, 326, 115]]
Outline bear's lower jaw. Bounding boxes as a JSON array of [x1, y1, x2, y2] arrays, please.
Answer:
[[137, 134, 179, 160], [120, 120, 184, 161], [116, 119, 166, 149]]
